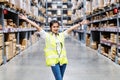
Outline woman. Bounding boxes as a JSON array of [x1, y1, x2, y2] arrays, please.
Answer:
[[19, 14, 89, 80]]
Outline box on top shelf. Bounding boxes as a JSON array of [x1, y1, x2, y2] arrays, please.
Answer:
[[92, 0, 99, 11], [15, 0, 31, 14], [0, 0, 9, 3], [32, 0, 38, 4], [104, 0, 111, 6], [9, 0, 15, 5], [47, 0, 52, 2], [98, 0, 104, 9], [62, 0, 68, 3], [85, 1, 92, 15], [111, 0, 120, 4]]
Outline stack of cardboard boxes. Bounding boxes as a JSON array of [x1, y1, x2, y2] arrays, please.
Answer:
[[108, 45, 117, 61], [110, 33, 117, 43], [0, 34, 3, 64]]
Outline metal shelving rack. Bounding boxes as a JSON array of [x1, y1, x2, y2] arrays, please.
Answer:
[[73, 0, 86, 43], [45, 0, 73, 31], [86, 1, 120, 65], [0, 0, 45, 65], [73, 0, 120, 65]]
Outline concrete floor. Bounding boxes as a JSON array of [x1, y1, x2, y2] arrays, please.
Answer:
[[0, 38, 120, 80]]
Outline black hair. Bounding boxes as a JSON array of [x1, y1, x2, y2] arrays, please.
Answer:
[[49, 20, 60, 28]]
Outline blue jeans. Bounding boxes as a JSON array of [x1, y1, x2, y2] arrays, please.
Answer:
[[51, 63, 67, 80]]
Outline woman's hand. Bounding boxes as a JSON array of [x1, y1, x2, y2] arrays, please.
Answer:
[[19, 14, 27, 20]]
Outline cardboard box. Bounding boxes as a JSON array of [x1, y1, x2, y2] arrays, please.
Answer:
[[22, 39, 27, 48], [62, 0, 67, 2], [15, 0, 23, 9], [6, 33, 16, 41], [98, 0, 104, 8], [13, 39, 16, 55], [0, 49, 3, 64], [0, 0, 9, 2], [67, 10, 72, 16], [57, 10, 61, 16], [91, 42, 97, 49], [0, 34, 3, 47], [5, 42, 11, 60], [9, 0, 15, 5], [118, 58, 120, 64]]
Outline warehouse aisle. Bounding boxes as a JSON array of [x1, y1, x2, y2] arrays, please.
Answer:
[[0, 38, 120, 80]]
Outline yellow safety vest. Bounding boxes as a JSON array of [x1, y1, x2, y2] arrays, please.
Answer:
[[44, 32, 68, 66]]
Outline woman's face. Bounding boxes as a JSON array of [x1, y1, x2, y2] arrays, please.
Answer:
[[51, 23, 59, 34]]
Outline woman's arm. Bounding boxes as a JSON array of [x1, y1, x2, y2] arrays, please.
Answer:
[[66, 20, 89, 34], [19, 14, 42, 32]]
